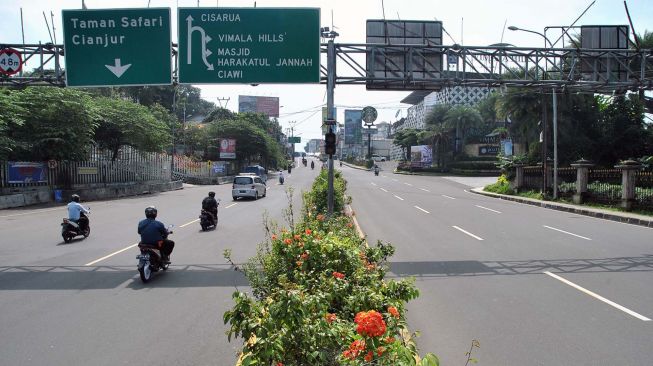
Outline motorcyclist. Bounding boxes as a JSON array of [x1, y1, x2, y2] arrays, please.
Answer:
[[279, 171, 285, 184], [138, 206, 174, 263], [67, 194, 89, 231], [310, 161, 315, 170], [374, 164, 380, 175], [201, 191, 219, 224], [288, 164, 292, 174]]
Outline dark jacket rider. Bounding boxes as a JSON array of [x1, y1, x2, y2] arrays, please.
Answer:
[[202, 192, 218, 219], [138, 206, 174, 263]]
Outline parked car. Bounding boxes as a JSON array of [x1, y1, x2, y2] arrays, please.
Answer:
[[232, 174, 267, 200], [371, 154, 386, 162]]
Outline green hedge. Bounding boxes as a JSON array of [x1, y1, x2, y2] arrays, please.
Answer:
[[224, 173, 440, 365]]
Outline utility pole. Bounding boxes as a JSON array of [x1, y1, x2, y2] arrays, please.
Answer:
[[541, 90, 548, 196], [323, 27, 338, 216]]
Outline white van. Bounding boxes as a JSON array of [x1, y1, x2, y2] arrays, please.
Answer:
[[371, 154, 386, 162]]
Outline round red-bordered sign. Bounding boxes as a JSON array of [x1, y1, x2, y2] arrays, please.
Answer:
[[0, 48, 23, 76]]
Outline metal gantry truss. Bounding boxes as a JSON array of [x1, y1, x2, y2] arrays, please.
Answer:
[[2, 42, 652, 93], [320, 43, 653, 93]]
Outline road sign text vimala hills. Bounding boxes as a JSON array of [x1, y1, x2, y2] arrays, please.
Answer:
[[178, 8, 320, 84]]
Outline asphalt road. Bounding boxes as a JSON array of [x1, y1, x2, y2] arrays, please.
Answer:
[[344, 162, 653, 365], [3, 161, 652, 366], [0, 161, 319, 366]]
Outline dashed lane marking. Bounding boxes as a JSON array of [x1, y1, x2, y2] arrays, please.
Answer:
[[452, 225, 484, 241]]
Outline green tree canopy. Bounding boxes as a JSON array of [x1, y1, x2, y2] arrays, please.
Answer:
[[0, 90, 25, 160], [91, 97, 171, 160], [10, 87, 97, 160], [393, 128, 420, 161]]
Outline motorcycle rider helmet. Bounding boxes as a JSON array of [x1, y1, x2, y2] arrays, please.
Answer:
[[145, 206, 158, 219], [208, 191, 215, 198], [71, 194, 80, 203]]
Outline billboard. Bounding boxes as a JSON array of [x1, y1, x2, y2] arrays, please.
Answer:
[[344, 110, 363, 145], [410, 145, 432, 167], [238, 95, 280, 118], [366, 20, 443, 90], [8, 162, 47, 184], [219, 138, 237, 159]]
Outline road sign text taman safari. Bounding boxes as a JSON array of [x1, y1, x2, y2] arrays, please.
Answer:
[[62, 8, 172, 87]]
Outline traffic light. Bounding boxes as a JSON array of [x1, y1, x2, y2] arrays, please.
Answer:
[[325, 132, 336, 156]]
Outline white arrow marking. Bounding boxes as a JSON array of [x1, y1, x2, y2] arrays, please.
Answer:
[[105, 58, 131, 78]]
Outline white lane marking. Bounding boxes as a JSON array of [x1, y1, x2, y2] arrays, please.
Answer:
[[404, 182, 413, 186], [380, 188, 388, 192], [392, 179, 398, 182], [393, 195, 404, 201], [371, 182, 378, 186], [414, 206, 430, 214], [452, 226, 484, 241], [224, 203, 238, 209], [475, 205, 502, 214], [0, 207, 63, 218], [382, 175, 388, 178], [85, 243, 138, 266], [543, 225, 591, 241], [420, 188, 430, 192], [180, 219, 199, 228], [544, 271, 651, 321], [442, 195, 456, 200]]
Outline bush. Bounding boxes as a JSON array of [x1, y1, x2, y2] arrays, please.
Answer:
[[223, 174, 440, 365], [303, 169, 349, 214], [484, 174, 514, 194]]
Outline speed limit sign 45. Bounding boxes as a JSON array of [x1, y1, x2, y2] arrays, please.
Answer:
[[0, 48, 23, 76]]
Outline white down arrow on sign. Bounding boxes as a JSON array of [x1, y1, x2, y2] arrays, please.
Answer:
[[105, 58, 131, 78]]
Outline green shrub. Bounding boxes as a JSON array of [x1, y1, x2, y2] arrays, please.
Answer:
[[484, 174, 514, 194], [303, 169, 349, 214], [223, 173, 440, 365]]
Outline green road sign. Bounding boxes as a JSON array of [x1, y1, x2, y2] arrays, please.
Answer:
[[178, 8, 320, 84], [288, 136, 301, 143], [62, 8, 172, 87]]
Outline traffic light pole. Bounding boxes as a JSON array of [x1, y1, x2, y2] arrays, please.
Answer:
[[326, 39, 336, 216]]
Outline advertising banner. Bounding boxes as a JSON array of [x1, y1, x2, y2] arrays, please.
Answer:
[[219, 138, 237, 159], [344, 110, 363, 145], [212, 162, 226, 174], [8, 162, 47, 183], [410, 145, 432, 167], [238, 95, 280, 118]]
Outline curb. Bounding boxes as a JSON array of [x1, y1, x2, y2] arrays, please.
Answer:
[[470, 188, 653, 228]]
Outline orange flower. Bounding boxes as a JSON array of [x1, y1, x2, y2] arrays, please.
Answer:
[[305, 228, 312, 235], [347, 222, 353, 228], [342, 339, 366, 359], [325, 313, 336, 324], [301, 252, 309, 260], [296, 260, 303, 267], [316, 214, 325, 221], [366, 263, 376, 271], [293, 234, 301, 241], [388, 306, 400, 319], [271, 234, 277, 240], [276, 363, 283, 366], [297, 242, 304, 248], [332, 271, 345, 280], [384, 336, 395, 344], [376, 346, 386, 356], [354, 310, 386, 337], [283, 238, 292, 245], [364, 351, 373, 362]]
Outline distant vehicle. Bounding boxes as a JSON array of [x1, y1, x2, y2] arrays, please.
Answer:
[[243, 165, 267, 183], [371, 154, 386, 162], [232, 175, 267, 200]]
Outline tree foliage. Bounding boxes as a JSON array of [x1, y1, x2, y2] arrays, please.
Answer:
[[0, 90, 25, 159], [91, 97, 172, 159], [10, 87, 97, 160]]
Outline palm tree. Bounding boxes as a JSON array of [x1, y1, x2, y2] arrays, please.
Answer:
[[443, 105, 483, 155], [419, 124, 451, 168], [496, 88, 542, 154], [393, 129, 420, 161]]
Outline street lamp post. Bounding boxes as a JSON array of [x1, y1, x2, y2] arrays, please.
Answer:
[[509, 25, 559, 199]]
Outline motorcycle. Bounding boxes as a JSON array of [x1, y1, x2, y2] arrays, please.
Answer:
[[199, 200, 220, 231], [61, 211, 90, 243], [136, 225, 173, 283], [374, 167, 380, 176], [279, 175, 285, 185]]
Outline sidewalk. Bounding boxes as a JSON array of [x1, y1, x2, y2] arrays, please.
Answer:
[[471, 188, 653, 228]]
